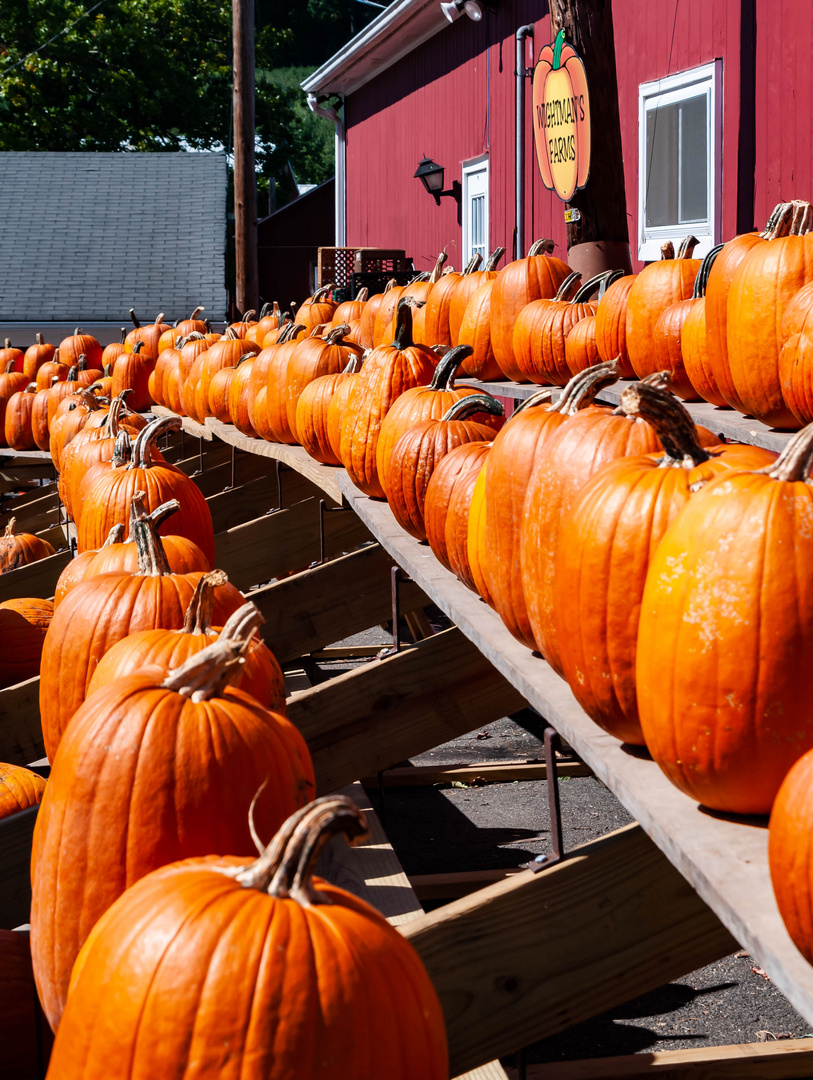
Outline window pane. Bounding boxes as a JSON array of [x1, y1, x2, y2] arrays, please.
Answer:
[[679, 94, 708, 223], [645, 102, 679, 227]]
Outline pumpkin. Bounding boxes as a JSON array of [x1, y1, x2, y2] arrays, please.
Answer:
[[187, 332, 257, 424], [327, 353, 366, 463], [77, 415, 215, 565], [32, 378, 57, 450], [36, 354, 69, 392], [778, 284, 813, 427], [165, 332, 210, 416], [0, 361, 31, 445], [331, 287, 369, 329], [285, 324, 362, 438], [727, 199, 813, 428], [296, 353, 363, 464], [101, 328, 128, 369], [769, 749, 813, 963], [58, 328, 103, 370], [705, 202, 791, 412], [49, 387, 109, 472], [53, 524, 124, 608], [680, 245, 728, 406], [0, 762, 45, 819], [228, 352, 259, 436], [246, 323, 303, 437], [375, 343, 502, 487], [111, 340, 156, 413], [226, 308, 258, 339], [340, 304, 438, 498], [466, 462, 494, 602], [0, 597, 54, 686], [0, 339, 24, 373], [457, 279, 503, 380], [555, 382, 776, 746], [520, 364, 720, 673], [87, 572, 285, 711], [626, 236, 701, 381], [207, 358, 242, 423], [594, 274, 637, 377], [4, 382, 38, 450], [358, 279, 398, 349], [258, 325, 323, 444], [425, 441, 493, 577], [533, 29, 590, 201], [295, 285, 337, 332], [0, 518, 55, 573], [174, 305, 207, 339], [636, 421, 813, 814], [31, 605, 313, 1031], [490, 239, 572, 381], [246, 301, 283, 345], [23, 333, 56, 380], [46, 796, 447, 1079], [423, 254, 481, 347], [39, 492, 241, 760], [564, 315, 600, 376], [450, 247, 506, 347], [124, 310, 172, 356], [261, 312, 294, 348], [383, 394, 504, 541]]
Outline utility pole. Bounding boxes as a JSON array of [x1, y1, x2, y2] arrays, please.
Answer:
[[550, 0, 632, 276], [233, 0, 259, 314]]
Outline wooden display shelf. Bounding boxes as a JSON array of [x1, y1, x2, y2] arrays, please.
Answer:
[[463, 378, 795, 454], [336, 473, 813, 1032]]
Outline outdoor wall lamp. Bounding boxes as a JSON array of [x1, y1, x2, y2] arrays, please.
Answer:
[[440, 0, 485, 22], [414, 157, 461, 205]]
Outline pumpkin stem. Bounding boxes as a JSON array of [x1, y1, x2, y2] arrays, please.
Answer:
[[790, 200, 813, 236], [3, 518, 15, 538], [760, 202, 790, 239], [353, 287, 369, 302], [189, 306, 204, 321], [441, 393, 504, 422], [325, 324, 350, 345], [4, 359, 15, 374], [106, 389, 132, 435], [130, 414, 181, 470], [78, 387, 103, 411], [392, 302, 416, 350], [342, 352, 363, 374], [35, 333, 44, 346], [615, 383, 711, 467], [383, 278, 398, 294], [428, 344, 473, 390], [130, 491, 174, 576], [462, 253, 483, 275], [182, 569, 229, 634], [552, 27, 566, 68], [428, 252, 448, 284], [554, 359, 620, 415], [161, 601, 264, 701], [555, 271, 582, 301], [528, 239, 556, 256], [128, 309, 141, 329], [66, 365, 79, 383], [758, 422, 813, 482], [101, 523, 125, 548], [131, 341, 146, 355], [692, 245, 724, 299], [241, 309, 256, 323], [596, 269, 625, 301], [484, 246, 506, 271], [572, 271, 616, 304], [660, 241, 675, 260], [312, 285, 333, 303], [224, 327, 239, 340], [677, 235, 700, 259], [229, 795, 369, 904], [511, 387, 555, 416], [110, 429, 132, 468]]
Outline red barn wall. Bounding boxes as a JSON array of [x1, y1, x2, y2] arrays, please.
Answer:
[[344, 0, 813, 275]]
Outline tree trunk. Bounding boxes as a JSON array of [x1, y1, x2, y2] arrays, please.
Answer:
[[550, 0, 632, 275], [233, 0, 259, 313]]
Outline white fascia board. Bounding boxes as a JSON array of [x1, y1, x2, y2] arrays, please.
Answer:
[[301, 0, 449, 97]]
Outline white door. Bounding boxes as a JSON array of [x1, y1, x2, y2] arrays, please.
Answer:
[[462, 160, 489, 265]]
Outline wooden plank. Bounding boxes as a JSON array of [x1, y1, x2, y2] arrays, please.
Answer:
[[0, 549, 72, 603], [515, 1040, 813, 1079], [207, 417, 346, 505], [0, 677, 43, 766], [152, 404, 212, 440], [0, 481, 56, 506], [215, 499, 370, 591], [363, 760, 593, 787], [0, 488, 59, 533], [0, 448, 52, 460], [249, 543, 429, 663], [339, 476, 813, 1027], [402, 823, 736, 1077], [0, 805, 38, 929], [410, 868, 523, 901], [286, 626, 527, 795], [0, 461, 56, 483]]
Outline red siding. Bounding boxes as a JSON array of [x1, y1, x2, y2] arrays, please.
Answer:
[[344, 0, 813, 274]]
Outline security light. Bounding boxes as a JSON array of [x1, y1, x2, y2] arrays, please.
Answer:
[[414, 158, 461, 205]]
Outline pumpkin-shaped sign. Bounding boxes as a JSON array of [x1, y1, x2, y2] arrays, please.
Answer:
[[533, 29, 591, 202]]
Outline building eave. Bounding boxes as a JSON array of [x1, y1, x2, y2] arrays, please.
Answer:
[[301, 0, 449, 97]]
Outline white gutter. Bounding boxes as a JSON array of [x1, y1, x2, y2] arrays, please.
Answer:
[[301, 0, 448, 97], [307, 95, 346, 246]]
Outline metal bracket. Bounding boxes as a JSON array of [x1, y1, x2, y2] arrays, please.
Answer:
[[377, 565, 414, 657], [265, 460, 285, 515], [225, 444, 236, 492], [532, 726, 565, 873], [190, 435, 205, 477], [318, 498, 347, 564]]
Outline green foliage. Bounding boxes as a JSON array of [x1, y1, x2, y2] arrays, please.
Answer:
[[263, 67, 334, 187]]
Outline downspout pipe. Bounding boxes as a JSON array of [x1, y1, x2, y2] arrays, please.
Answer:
[[515, 24, 534, 260], [307, 93, 346, 247]]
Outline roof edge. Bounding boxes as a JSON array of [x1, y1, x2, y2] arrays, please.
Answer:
[[301, 0, 449, 97]]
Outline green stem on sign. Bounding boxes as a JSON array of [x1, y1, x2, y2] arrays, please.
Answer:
[[552, 28, 566, 69]]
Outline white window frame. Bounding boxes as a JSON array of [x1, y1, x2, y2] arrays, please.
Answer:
[[638, 61, 722, 261], [462, 155, 489, 266]]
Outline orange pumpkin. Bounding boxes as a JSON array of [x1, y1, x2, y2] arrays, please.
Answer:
[[425, 441, 493, 577], [0, 518, 55, 573], [23, 333, 56, 380], [450, 247, 506, 346], [594, 274, 636, 377], [0, 597, 53, 686], [681, 245, 728, 407], [124, 310, 172, 356], [0, 762, 45, 819], [296, 353, 363, 463]]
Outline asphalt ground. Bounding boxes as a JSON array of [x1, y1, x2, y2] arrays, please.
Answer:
[[299, 618, 813, 1068]]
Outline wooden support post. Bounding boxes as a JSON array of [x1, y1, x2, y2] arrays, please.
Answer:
[[232, 0, 258, 314], [250, 543, 429, 663], [286, 627, 527, 794], [0, 805, 37, 929], [403, 822, 737, 1077], [0, 676, 42, 766], [360, 759, 593, 788]]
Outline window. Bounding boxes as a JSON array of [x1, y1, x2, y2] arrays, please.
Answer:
[[462, 158, 488, 265], [638, 62, 721, 261]]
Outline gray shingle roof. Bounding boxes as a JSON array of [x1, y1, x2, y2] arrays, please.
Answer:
[[0, 151, 227, 322]]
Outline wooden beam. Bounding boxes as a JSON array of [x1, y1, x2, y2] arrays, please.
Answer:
[[0, 805, 38, 929], [215, 499, 370, 591], [0, 549, 72, 603], [410, 869, 524, 901], [513, 1039, 813, 1079], [0, 489, 60, 533], [249, 543, 428, 663], [362, 760, 593, 787], [401, 823, 737, 1077], [0, 676, 42, 765], [286, 627, 527, 795]]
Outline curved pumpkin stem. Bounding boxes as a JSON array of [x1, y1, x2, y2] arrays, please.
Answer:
[[615, 383, 711, 467], [128, 309, 141, 329], [692, 245, 725, 299], [428, 251, 448, 283], [130, 414, 181, 470], [3, 519, 16, 538], [105, 389, 133, 435], [161, 601, 264, 701], [325, 324, 351, 345], [528, 239, 556, 256], [382, 278, 398, 294], [484, 246, 506, 271], [342, 352, 363, 374], [596, 269, 625, 301], [555, 271, 582, 301], [571, 271, 615, 304], [182, 569, 229, 634], [131, 341, 146, 355], [462, 253, 483, 275], [391, 303, 417, 350], [441, 393, 504, 422], [758, 422, 813, 482], [3, 359, 15, 374], [676, 235, 700, 259], [511, 387, 555, 417], [78, 387, 104, 412], [110, 429, 132, 467], [660, 241, 675, 260], [130, 491, 174, 576], [554, 360, 620, 415], [428, 344, 473, 390], [228, 795, 369, 904], [101, 523, 125, 548], [241, 310, 256, 323]]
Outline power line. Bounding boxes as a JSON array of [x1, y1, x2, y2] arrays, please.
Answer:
[[0, 0, 112, 77]]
